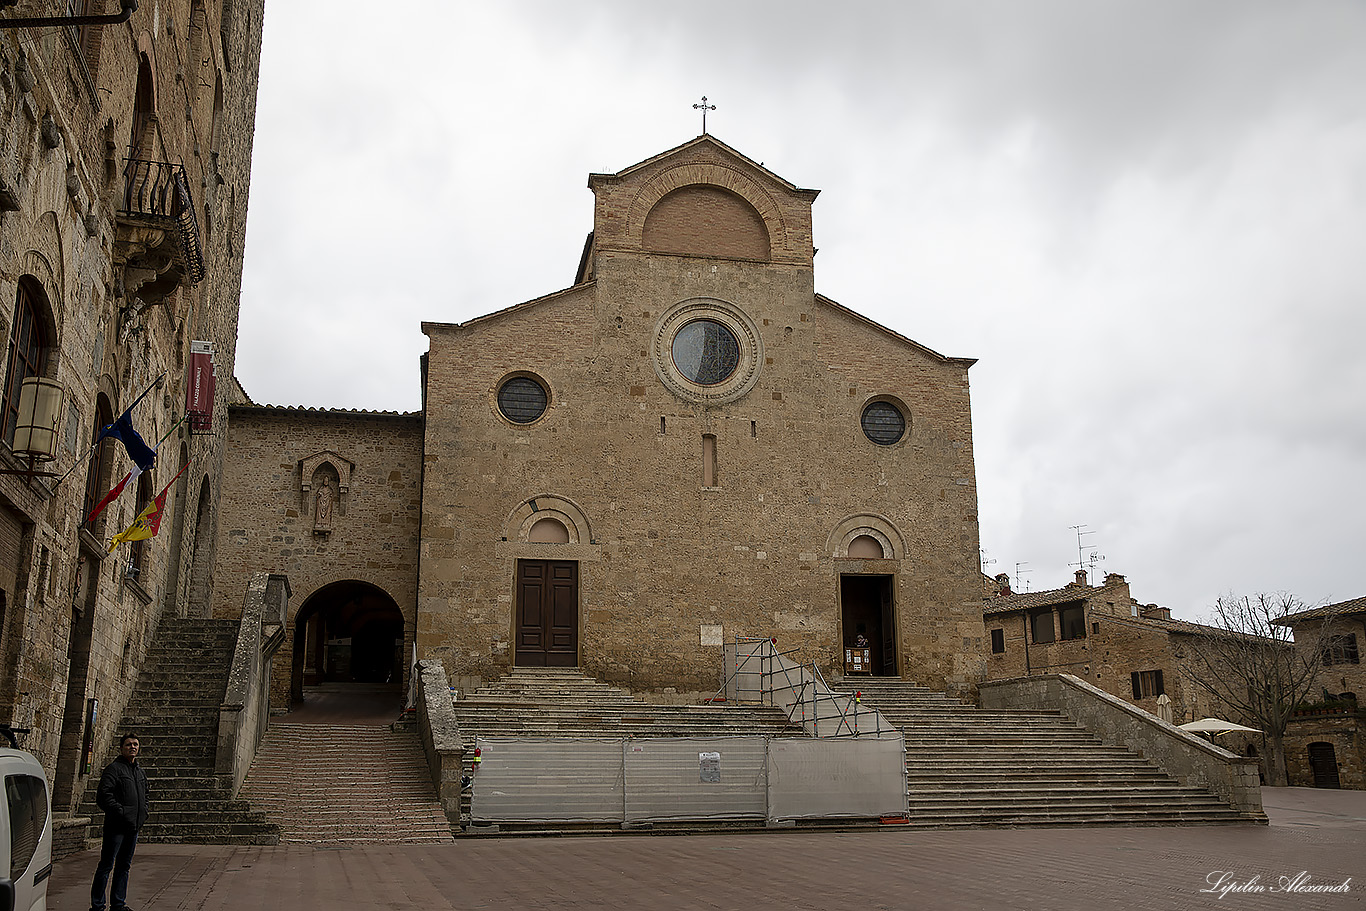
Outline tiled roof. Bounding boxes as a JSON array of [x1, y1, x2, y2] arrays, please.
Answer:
[[1272, 595, 1366, 625], [983, 584, 1090, 615], [229, 404, 421, 419]]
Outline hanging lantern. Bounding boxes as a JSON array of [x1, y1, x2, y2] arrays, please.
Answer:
[[11, 376, 64, 461]]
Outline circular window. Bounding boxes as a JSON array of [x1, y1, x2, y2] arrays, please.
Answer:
[[671, 319, 741, 386], [862, 401, 906, 445], [652, 299, 763, 405], [497, 376, 548, 424]]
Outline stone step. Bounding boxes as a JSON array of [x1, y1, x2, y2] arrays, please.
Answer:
[[241, 722, 453, 845], [849, 680, 1252, 829]]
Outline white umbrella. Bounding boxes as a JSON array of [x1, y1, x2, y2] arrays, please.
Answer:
[[1179, 717, 1261, 735]]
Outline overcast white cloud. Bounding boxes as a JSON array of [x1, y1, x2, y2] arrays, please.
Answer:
[[237, 1, 1366, 619]]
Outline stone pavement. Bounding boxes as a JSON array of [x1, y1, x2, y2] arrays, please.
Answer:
[[53, 787, 1364, 910]]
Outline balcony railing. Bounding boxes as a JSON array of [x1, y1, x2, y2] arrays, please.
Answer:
[[120, 158, 205, 285]]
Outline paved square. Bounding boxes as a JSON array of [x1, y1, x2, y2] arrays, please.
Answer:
[[52, 787, 1364, 910]]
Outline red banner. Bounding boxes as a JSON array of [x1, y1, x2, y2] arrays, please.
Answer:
[[187, 341, 214, 432]]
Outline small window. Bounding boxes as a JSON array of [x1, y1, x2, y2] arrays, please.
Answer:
[[5, 772, 48, 879], [496, 376, 548, 424], [702, 434, 717, 487], [1031, 609, 1055, 644], [1322, 634, 1360, 666], [1131, 669, 1165, 699], [990, 628, 1005, 654], [861, 401, 905, 445], [1091, 622, 1100, 635], [1059, 605, 1086, 641]]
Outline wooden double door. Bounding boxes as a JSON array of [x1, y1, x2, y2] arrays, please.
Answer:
[[515, 559, 579, 667]]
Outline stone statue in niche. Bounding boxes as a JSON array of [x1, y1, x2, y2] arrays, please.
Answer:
[[314, 477, 335, 532]]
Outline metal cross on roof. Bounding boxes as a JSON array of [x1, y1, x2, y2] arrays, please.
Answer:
[[693, 95, 716, 134]]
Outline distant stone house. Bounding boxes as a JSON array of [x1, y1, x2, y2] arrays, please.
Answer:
[[982, 571, 1247, 726], [1275, 596, 1366, 790]]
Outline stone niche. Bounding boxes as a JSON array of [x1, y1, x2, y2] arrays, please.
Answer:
[[299, 450, 354, 534]]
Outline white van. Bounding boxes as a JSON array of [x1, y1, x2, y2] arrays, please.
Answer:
[[0, 745, 52, 911]]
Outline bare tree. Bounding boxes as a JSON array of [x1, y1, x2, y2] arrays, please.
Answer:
[[1179, 593, 1335, 786]]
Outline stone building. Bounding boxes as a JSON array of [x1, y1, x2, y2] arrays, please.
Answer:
[[210, 406, 423, 709], [0, 0, 264, 812], [1275, 596, 1366, 789], [214, 135, 987, 703], [983, 571, 1246, 724]]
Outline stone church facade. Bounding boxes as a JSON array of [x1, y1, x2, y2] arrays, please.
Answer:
[[214, 136, 986, 701]]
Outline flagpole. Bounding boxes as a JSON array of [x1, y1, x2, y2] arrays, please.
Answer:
[[48, 372, 168, 490]]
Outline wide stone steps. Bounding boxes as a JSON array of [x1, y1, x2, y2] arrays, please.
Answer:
[[77, 617, 280, 846], [840, 678, 1250, 828], [240, 722, 454, 845]]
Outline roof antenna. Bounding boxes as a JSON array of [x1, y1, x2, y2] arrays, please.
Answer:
[[1069, 524, 1105, 584], [693, 95, 716, 134], [1015, 561, 1031, 593]]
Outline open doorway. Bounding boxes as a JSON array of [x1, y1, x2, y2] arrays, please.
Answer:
[[290, 581, 405, 708], [840, 574, 897, 676]]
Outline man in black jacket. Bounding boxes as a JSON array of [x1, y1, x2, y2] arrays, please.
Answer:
[[89, 733, 148, 911]]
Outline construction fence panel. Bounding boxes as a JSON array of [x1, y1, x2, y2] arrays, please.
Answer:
[[623, 737, 768, 823], [722, 641, 766, 702], [470, 737, 623, 824], [767, 734, 908, 820]]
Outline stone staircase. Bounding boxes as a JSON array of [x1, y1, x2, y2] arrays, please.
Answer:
[[240, 722, 454, 844], [842, 677, 1254, 827], [79, 618, 279, 844], [453, 667, 804, 829]]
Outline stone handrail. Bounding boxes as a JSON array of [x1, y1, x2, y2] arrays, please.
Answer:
[[416, 660, 464, 828], [216, 572, 288, 794], [980, 673, 1264, 819]]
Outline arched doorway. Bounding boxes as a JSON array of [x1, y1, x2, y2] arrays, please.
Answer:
[[290, 581, 405, 705]]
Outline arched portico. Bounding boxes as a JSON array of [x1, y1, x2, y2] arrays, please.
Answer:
[[290, 580, 406, 704]]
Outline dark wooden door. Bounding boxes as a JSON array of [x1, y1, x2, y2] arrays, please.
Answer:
[[1309, 742, 1341, 788], [515, 560, 579, 667], [878, 578, 897, 676]]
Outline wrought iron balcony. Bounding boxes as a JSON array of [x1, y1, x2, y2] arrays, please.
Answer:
[[114, 158, 206, 303]]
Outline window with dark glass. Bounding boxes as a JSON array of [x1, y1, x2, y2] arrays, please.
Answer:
[[671, 319, 740, 386], [1059, 604, 1086, 640], [83, 398, 116, 528], [5, 772, 48, 879], [3, 281, 48, 447], [1131, 669, 1165, 699], [990, 628, 1005, 654], [496, 376, 548, 424], [1322, 634, 1360, 666], [861, 401, 905, 445], [1030, 609, 1055, 644]]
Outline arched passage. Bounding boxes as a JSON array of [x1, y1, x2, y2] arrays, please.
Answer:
[[290, 580, 405, 704]]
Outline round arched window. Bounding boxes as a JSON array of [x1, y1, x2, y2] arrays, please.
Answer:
[[861, 401, 906, 445], [497, 376, 548, 424], [671, 319, 741, 386]]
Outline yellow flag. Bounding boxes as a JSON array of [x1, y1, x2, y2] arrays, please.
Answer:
[[108, 497, 160, 552]]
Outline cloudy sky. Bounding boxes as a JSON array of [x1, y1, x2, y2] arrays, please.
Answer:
[[236, 1, 1366, 621]]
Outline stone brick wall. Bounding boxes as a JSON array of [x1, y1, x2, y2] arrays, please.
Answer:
[[420, 137, 983, 698], [1285, 715, 1365, 790], [0, 0, 264, 810], [211, 406, 423, 707]]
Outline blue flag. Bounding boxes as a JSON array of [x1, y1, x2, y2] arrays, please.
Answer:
[[96, 411, 156, 471]]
